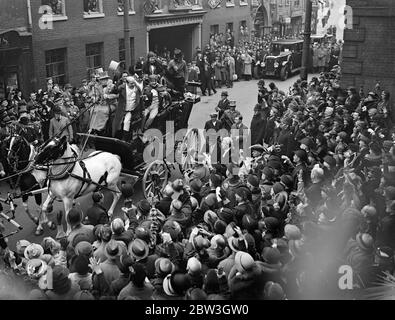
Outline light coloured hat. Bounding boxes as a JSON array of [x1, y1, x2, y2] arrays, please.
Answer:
[[109, 60, 121, 72], [26, 259, 48, 279], [24, 243, 44, 260]]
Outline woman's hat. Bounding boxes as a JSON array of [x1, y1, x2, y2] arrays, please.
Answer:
[[235, 251, 255, 273], [228, 235, 248, 253], [51, 265, 71, 294], [217, 207, 234, 224], [128, 239, 149, 261], [24, 243, 44, 260], [26, 259, 48, 279]]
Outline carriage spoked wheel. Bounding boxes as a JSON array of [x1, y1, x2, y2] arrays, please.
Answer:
[[142, 160, 168, 200], [179, 128, 206, 173]]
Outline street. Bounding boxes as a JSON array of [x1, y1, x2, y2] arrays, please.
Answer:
[[0, 73, 317, 249]]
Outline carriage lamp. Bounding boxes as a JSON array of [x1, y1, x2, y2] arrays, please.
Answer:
[[261, 61, 266, 67], [274, 61, 279, 68]]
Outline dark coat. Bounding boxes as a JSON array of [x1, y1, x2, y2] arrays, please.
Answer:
[[264, 117, 276, 145], [204, 119, 223, 132], [276, 129, 297, 159], [250, 113, 266, 146], [377, 214, 395, 249]]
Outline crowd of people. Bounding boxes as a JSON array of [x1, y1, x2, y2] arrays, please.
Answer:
[[0, 32, 394, 300]]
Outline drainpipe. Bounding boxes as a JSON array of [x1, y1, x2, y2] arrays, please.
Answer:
[[26, 0, 32, 32]]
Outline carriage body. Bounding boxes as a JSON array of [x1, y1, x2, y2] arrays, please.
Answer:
[[78, 92, 200, 200]]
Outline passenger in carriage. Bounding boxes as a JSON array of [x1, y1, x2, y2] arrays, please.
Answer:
[[113, 75, 143, 142], [141, 75, 160, 131]]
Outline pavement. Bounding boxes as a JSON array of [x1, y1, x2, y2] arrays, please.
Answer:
[[0, 73, 318, 249]]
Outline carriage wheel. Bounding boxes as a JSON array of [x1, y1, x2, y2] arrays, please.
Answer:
[[142, 160, 168, 201], [179, 128, 206, 173]]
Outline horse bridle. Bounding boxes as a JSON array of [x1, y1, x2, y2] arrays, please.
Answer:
[[8, 134, 31, 172]]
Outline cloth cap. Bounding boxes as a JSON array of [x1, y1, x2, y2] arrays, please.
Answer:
[[74, 241, 93, 256]]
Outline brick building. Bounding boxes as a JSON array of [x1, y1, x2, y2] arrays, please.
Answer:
[[202, 0, 272, 44], [270, 0, 319, 38], [0, 0, 34, 99], [2, 0, 264, 94], [341, 0, 395, 119]]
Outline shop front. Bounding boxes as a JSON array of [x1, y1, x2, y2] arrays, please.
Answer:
[[0, 28, 33, 99]]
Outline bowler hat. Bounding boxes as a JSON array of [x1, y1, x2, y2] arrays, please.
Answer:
[[128, 239, 149, 261], [137, 199, 151, 215]]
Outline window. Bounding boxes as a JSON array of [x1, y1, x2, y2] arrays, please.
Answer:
[[117, 0, 135, 14], [294, 0, 300, 6], [226, 22, 234, 33], [86, 43, 103, 79], [239, 0, 248, 6], [83, 0, 104, 18], [210, 25, 219, 35], [41, 0, 67, 20], [285, 0, 290, 5], [226, 0, 235, 7], [45, 48, 67, 86], [119, 38, 135, 70]]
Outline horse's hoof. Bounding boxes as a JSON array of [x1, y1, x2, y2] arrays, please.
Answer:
[[35, 228, 44, 236], [32, 217, 39, 225]]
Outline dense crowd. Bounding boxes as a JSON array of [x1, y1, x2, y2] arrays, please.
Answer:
[[0, 34, 394, 300]]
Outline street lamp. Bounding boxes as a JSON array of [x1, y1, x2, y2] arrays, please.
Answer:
[[300, 0, 312, 80], [123, 0, 131, 73]]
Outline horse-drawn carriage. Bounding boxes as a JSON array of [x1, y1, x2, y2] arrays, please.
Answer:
[[2, 80, 203, 236], [78, 89, 202, 202]]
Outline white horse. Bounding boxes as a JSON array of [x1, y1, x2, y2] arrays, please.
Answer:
[[32, 136, 122, 237]]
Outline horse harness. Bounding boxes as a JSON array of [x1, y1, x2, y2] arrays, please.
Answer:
[[47, 149, 110, 199]]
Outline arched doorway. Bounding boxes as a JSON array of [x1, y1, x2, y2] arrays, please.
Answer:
[[254, 5, 270, 37]]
